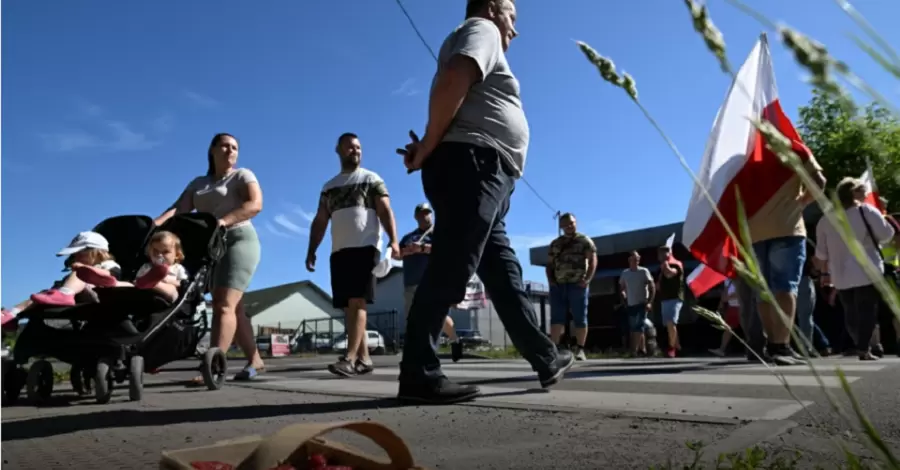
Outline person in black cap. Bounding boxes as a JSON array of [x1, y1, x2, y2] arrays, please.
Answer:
[[395, 0, 573, 404], [400, 202, 462, 362], [399, 203, 463, 362]]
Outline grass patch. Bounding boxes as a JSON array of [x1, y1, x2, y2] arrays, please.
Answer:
[[651, 442, 805, 470]]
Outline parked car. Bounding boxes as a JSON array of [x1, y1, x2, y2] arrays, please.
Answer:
[[457, 329, 490, 349], [256, 335, 271, 354], [290, 332, 336, 353], [332, 330, 387, 355]]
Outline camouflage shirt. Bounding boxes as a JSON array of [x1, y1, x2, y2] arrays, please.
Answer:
[[548, 233, 597, 284]]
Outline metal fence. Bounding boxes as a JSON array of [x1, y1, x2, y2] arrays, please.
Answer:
[[295, 309, 400, 354]]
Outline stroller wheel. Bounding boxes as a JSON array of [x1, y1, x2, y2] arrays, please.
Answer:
[[128, 356, 144, 402], [26, 360, 54, 404], [94, 359, 114, 404], [3, 362, 26, 405], [201, 347, 227, 391]]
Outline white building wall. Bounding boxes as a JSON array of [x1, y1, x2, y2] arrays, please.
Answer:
[[251, 290, 345, 334], [370, 272, 551, 349]]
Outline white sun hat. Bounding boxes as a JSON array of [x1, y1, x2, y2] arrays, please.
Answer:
[[57, 231, 110, 256]]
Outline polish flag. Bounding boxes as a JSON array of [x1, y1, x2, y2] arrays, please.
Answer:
[[686, 264, 726, 298], [861, 162, 886, 214], [682, 33, 814, 297]]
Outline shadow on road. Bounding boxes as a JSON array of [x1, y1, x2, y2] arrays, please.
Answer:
[[1, 397, 402, 441], [461, 361, 743, 386]]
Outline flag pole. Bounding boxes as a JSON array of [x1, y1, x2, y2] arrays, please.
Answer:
[[759, 31, 768, 44]]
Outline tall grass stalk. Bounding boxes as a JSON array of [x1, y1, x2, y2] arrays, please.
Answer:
[[576, 41, 822, 423], [579, 0, 899, 465]]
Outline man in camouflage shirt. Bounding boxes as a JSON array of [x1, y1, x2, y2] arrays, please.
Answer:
[[546, 213, 598, 360]]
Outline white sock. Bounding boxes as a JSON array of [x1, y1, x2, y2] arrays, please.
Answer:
[[57, 287, 74, 295]]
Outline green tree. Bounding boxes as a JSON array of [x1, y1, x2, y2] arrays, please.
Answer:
[[796, 89, 900, 212]]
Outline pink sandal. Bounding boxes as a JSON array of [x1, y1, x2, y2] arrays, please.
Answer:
[[75, 265, 118, 288], [135, 263, 170, 289], [31, 289, 76, 306]]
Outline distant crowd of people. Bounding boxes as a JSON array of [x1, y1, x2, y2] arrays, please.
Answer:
[[543, 176, 900, 365]]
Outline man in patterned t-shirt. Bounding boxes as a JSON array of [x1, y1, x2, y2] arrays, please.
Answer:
[[546, 213, 597, 360], [306, 132, 400, 378]]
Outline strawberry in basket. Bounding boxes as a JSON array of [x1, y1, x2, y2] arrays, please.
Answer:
[[190, 462, 233, 470]]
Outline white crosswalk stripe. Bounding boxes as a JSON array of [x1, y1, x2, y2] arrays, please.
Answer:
[[231, 357, 895, 422]]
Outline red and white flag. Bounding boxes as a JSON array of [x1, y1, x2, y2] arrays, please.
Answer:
[[682, 34, 814, 297], [686, 264, 726, 298], [861, 161, 886, 214]]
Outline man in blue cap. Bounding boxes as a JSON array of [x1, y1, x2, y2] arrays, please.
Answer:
[[399, 203, 463, 362]]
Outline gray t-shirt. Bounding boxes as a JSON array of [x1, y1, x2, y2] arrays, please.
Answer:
[[176, 168, 258, 229], [620, 267, 653, 306], [433, 18, 530, 177]]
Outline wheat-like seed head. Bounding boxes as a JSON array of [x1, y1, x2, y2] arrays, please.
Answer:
[[576, 41, 639, 101], [684, 0, 729, 72]]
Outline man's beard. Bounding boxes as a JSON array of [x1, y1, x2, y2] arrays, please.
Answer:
[[340, 154, 360, 169]]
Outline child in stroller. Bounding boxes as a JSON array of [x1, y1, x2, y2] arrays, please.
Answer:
[[1, 232, 123, 316], [75, 230, 189, 303]]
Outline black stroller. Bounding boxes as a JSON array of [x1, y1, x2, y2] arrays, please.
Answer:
[[3, 213, 230, 405]]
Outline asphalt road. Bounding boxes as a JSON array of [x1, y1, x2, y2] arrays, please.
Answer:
[[3, 353, 899, 468]]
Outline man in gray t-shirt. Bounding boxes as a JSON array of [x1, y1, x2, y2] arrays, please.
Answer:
[[618, 251, 655, 356], [396, 0, 571, 406]]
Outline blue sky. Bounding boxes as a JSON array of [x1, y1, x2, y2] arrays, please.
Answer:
[[2, 0, 899, 305]]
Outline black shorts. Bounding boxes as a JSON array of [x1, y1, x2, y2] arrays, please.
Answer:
[[329, 246, 379, 309]]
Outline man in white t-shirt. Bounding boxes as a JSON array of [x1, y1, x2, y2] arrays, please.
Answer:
[[815, 177, 895, 361], [306, 132, 400, 377]]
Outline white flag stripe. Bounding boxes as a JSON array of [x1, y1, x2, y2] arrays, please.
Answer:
[[665, 232, 676, 248], [682, 37, 774, 247], [258, 378, 811, 421]]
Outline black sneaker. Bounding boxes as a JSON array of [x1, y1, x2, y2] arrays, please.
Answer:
[[769, 345, 801, 366], [397, 376, 481, 405], [746, 351, 773, 363], [328, 357, 357, 377], [871, 344, 885, 358], [355, 359, 374, 375], [538, 349, 575, 389], [789, 348, 808, 364], [451, 342, 463, 363]]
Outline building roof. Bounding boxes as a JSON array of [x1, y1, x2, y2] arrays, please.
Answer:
[[529, 222, 682, 267], [242, 280, 334, 318]]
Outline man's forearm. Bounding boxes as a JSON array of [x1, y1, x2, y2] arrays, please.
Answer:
[[421, 63, 474, 151], [584, 255, 597, 281], [307, 218, 328, 257], [377, 209, 399, 243], [647, 285, 656, 304]]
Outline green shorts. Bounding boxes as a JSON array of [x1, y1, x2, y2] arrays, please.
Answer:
[[211, 224, 260, 292]]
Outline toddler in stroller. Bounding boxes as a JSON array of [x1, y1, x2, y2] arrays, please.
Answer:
[[75, 230, 189, 303], [1, 232, 123, 316]]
